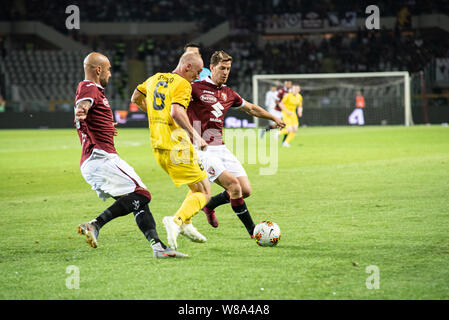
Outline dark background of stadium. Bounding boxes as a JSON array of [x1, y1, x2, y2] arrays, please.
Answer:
[[0, 0, 448, 128]]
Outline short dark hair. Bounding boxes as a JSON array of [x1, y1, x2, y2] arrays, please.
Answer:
[[184, 42, 201, 51]]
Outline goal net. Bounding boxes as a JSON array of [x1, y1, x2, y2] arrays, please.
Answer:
[[252, 72, 412, 127]]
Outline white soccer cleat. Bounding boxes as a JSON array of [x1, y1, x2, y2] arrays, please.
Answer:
[[180, 223, 207, 243], [282, 142, 291, 148], [162, 216, 181, 249]]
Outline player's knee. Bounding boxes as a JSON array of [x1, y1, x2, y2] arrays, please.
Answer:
[[242, 186, 252, 199], [227, 180, 242, 198]]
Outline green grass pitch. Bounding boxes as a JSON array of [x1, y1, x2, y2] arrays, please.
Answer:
[[0, 125, 448, 300]]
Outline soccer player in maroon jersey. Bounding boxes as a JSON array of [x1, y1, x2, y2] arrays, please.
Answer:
[[187, 50, 285, 237], [74, 52, 186, 258]]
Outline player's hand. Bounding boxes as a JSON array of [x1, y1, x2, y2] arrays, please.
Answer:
[[198, 138, 208, 151], [287, 110, 293, 116], [112, 122, 118, 136], [274, 117, 285, 129]]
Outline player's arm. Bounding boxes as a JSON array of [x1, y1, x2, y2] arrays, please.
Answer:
[[297, 97, 303, 117], [131, 89, 147, 112], [75, 99, 92, 121], [171, 104, 208, 150], [279, 97, 293, 116], [241, 101, 285, 129]]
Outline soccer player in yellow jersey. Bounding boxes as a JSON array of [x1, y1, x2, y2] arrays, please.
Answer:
[[131, 52, 211, 250], [279, 84, 303, 147]]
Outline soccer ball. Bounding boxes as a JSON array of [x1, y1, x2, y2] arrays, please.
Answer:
[[253, 221, 281, 247]]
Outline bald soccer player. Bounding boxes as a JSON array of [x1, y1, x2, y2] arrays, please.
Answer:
[[75, 52, 187, 258], [131, 52, 211, 250], [183, 42, 211, 81]]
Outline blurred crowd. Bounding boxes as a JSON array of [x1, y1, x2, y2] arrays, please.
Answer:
[[4, 0, 449, 33], [260, 28, 449, 74], [2, 0, 449, 104]]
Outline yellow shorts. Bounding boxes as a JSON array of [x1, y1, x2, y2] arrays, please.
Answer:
[[153, 147, 207, 187], [282, 112, 299, 127]]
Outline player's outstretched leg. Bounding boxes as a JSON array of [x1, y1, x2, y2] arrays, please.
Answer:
[[77, 192, 145, 248], [234, 177, 256, 237], [164, 180, 210, 248], [231, 197, 256, 238]]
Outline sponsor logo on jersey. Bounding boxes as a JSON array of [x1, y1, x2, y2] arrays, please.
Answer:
[[221, 92, 227, 101], [203, 90, 215, 95], [211, 102, 224, 118], [200, 94, 217, 104], [103, 98, 110, 107]]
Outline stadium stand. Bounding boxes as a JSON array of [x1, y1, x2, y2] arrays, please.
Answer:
[[0, 0, 448, 124]]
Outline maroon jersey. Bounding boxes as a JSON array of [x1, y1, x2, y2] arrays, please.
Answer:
[[188, 78, 245, 146], [74, 80, 117, 165], [275, 87, 290, 111]]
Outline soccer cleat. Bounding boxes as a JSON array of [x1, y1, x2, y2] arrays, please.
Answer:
[[180, 223, 207, 243], [153, 247, 189, 259], [282, 142, 291, 148], [162, 216, 181, 249], [77, 221, 99, 248], [202, 206, 219, 228]]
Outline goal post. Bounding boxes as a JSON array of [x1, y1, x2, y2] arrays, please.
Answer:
[[252, 71, 413, 127]]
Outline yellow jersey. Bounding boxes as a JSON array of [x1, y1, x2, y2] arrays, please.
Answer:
[[281, 93, 303, 112], [137, 73, 192, 150]]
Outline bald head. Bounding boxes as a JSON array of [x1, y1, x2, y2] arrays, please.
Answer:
[[174, 52, 204, 83], [83, 52, 111, 87]]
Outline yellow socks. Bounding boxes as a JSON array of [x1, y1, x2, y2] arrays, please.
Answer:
[[285, 131, 296, 144], [173, 191, 207, 226]]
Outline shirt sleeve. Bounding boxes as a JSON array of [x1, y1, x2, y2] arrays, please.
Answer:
[[136, 78, 149, 96], [172, 79, 192, 109], [230, 90, 245, 108], [75, 83, 96, 107], [298, 94, 303, 107]]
